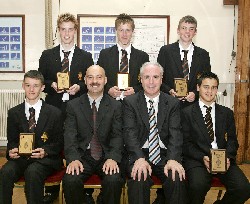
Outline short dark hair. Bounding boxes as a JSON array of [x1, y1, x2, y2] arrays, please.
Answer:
[[57, 13, 78, 30], [197, 71, 219, 87], [24, 70, 44, 85], [178, 15, 197, 30], [115, 13, 135, 31]]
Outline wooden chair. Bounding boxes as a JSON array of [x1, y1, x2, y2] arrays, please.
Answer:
[[210, 176, 226, 200]]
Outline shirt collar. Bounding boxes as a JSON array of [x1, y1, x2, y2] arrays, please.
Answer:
[[179, 42, 194, 52], [144, 93, 160, 105], [199, 99, 215, 110], [60, 44, 75, 53], [117, 43, 132, 55], [25, 99, 42, 110]]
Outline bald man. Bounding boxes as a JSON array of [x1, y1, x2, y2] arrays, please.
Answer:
[[62, 65, 124, 204]]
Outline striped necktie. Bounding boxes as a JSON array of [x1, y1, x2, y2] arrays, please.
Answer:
[[120, 49, 128, 73], [182, 50, 189, 79], [28, 107, 36, 133], [61, 51, 71, 73], [148, 100, 161, 165], [204, 105, 214, 142]]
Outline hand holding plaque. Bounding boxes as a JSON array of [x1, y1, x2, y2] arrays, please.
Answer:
[[174, 78, 188, 98], [57, 72, 70, 90], [18, 133, 35, 156], [210, 149, 227, 173], [117, 73, 129, 91]]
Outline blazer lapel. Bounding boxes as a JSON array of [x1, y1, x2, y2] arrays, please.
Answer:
[[192, 102, 211, 145], [137, 92, 150, 131], [171, 42, 183, 76], [80, 95, 93, 129], [189, 43, 199, 83], [35, 101, 49, 135], [53, 45, 62, 73], [215, 104, 224, 142], [96, 95, 109, 130], [157, 93, 168, 133], [17, 102, 29, 132], [111, 45, 120, 73]]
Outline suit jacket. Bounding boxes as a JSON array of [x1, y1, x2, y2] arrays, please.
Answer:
[[97, 45, 149, 93], [64, 94, 123, 164], [181, 102, 239, 171], [39, 45, 94, 109], [123, 91, 183, 164], [157, 42, 211, 98], [6, 100, 63, 170]]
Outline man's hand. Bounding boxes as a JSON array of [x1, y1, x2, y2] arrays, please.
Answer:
[[9, 148, 20, 159], [227, 158, 230, 170], [164, 160, 185, 181], [108, 86, 122, 98], [67, 84, 80, 95], [31, 148, 47, 159], [131, 158, 152, 181], [123, 87, 135, 96], [203, 156, 210, 173], [169, 89, 177, 97], [102, 159, 119, 175], [66, 160, 84, 175], [51, 82, 64, 93], [185, 92, 195, 102]]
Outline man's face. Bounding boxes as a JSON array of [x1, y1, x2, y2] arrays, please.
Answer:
[[59, 21, 76, 47], [141, 64, 162, 98], [84, 66, 107, 98], [22, 77, 44, 103], [197, 78, 218, 106], [177, 22, 197, 44], [116, 23, 133, 48]]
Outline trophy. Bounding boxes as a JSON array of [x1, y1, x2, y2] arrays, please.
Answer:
[[117, 73, 129, 91], [210, 149, 227, 173], [174, 78, 188, 97], [18, 133, 35, 155], [57, 72, 70, 90]]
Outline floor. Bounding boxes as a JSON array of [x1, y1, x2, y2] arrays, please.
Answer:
[[0, 157, 249, 204]]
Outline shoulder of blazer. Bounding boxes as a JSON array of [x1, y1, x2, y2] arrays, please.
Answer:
[[131, 45, 148, 56], [74, 46, 92, 57], [103, 44, 118, 54], [9, 102, 25, 114], [193, 43, 209, 55]]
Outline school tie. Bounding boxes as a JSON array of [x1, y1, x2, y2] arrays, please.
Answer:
[[182, 50, 189, 79], [148, 100, 161, 165], [61, 51, 71, 73], [28, 107, 36, 133], [204, 105, 214, 142], [120, 49, 128, 73], [90, 101, 102, 160]]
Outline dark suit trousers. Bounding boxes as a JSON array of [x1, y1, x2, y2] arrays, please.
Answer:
[[127, 149, 187, 204], [186, 165, 250, 204], [0, 158, 55, 204], [63, 151, 124, 204]]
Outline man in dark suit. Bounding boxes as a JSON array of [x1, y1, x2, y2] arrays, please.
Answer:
[[97, 13, 149, 100], [157, 15, 211, 109], [39, 13, 93, 202], [181, 71, 250, 204], [62, 65, 124, 204], [39, 12, 94, 119], [0, 70, 63, 204], [123, 62, 187, 204]]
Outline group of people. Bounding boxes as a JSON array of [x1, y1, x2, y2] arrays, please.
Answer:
[[0, 12, 249, 204]]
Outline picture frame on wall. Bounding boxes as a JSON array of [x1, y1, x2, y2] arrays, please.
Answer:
[[0, 15, 25, 73], [77, 14, 170, 63]]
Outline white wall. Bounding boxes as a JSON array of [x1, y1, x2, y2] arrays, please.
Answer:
[[0, 0, 237, 84]]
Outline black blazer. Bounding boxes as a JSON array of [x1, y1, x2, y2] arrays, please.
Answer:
[[123, 91, 183, 164], [6, 101, 63, 170], [97, 45, 149, 93], [39, 45, 94, 109], [181, 102, 239, 171], [64, 94, 123, 164], [157, 42, 211, 97]]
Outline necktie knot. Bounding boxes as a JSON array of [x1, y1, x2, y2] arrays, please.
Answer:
[[29, 107, 35, 114], [182, 50, 188, 58], [92, 100, 96, 109], [62, 50, 71, 58], [121, 49, 127, 56], [204, 105, 212, 113]]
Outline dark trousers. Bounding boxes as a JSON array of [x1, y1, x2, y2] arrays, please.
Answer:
[[0, 158, 54, 204], [63, 151, 124, 204], [127, 149, 187, 204], [186, 165, 250, 204]]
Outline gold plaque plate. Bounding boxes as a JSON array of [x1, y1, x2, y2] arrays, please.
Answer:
[[174, 78, 188, 98], [117, 73, 130, 91], [210, 149, 227, 173], [18, 133, 35, 156], [57, 72, 70, 90]]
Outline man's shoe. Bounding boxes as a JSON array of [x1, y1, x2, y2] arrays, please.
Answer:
[[83, 191, 95, 204], [43, 192, 59, 204], [96, 191, 103, 204]]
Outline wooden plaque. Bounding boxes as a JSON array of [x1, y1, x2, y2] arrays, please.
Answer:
[[210, 149, 227, 173], [57, 72, 70, 90], [174, 78, 188, 98], [117, 73, 130, 91], [18, 133, 35, 155]]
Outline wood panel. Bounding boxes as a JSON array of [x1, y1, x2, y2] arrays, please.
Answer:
[[223, 0, 238, 5]]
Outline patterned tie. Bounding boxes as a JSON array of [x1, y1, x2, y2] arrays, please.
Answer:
[[204, 106, 214, 142], [90, 101, 102, 160], [120, 49, 128, 73], [182, 50, 189, 79], [28, 107, 36, 133], [148, 100, 161, 165], [61, 51, 71, 73]]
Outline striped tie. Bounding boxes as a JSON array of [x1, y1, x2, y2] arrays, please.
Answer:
[[182, 50, 189, 79], [204, 105, 214, 142], [61, 51, 71, 73], [148, 100, 161, 165], [120, 49, 128, 73], [28, 107, 36, 133]]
